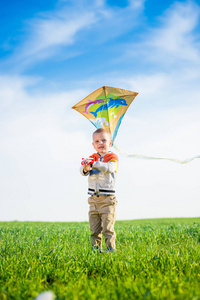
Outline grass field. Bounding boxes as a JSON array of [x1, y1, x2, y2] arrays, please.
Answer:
[[0, 218, 200, 300]]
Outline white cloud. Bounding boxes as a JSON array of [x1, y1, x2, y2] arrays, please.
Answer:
[[129, 0, 146, 9], [114, 102, 200, 220], [1, 0, 145, 70], [0, 74, 94, 221], [0, 71, 199, 221], [21, 12, 96, 61], [0, 75, 37, 107], [127, 1, 200, 66], [150, 1, 200, 62]]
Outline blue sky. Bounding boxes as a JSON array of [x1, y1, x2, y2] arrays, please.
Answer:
[[0, 0, 200, 221]]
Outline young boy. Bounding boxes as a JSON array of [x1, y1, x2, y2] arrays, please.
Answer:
[[80, 128, 118, 252]]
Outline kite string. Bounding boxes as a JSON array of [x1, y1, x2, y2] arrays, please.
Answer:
[[113, 144, 200, 164]]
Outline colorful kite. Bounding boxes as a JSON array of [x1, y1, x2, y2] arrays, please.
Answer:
[[72, 86, 138, 143], [72, 86, 200, 164]]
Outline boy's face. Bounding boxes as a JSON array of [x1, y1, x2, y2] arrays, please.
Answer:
[[92, 132, 112, 155]]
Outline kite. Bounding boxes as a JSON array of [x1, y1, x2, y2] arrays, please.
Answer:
[[72, 86, 138, 143], [72, 86, 200, 164]]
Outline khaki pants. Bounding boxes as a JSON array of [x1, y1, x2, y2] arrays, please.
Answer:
[[88, 195, 117, 249]]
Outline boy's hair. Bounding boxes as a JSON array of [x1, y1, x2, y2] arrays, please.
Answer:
[[93, 128, 111, 138]]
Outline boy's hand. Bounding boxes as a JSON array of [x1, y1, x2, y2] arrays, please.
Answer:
[[83, 164, 92, 172], [81, 157, 94, 173]]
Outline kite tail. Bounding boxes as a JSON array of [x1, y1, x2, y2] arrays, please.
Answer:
[[113, 144, 200, 164]]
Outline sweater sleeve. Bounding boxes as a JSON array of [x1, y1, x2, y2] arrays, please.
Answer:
[[80, 165, 89, 176], [92, 161, 117, 173]]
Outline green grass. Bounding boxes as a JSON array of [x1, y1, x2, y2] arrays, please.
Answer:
[[0, 218, 200, 300]]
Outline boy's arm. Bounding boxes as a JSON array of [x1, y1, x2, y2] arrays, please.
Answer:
[[80, 165, 89, 176], [92, 161, 117, 173], [80, 153, 118, 174], [92, 154, 118, 173]]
